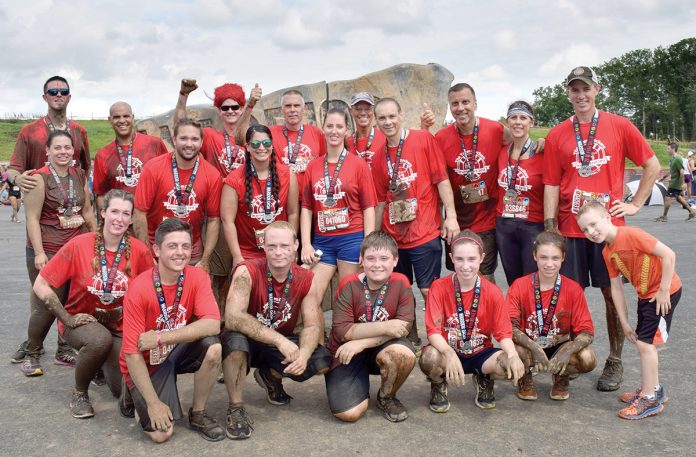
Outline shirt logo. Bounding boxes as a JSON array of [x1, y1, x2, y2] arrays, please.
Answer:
[[445, 311, 485, 353], [250, 194, 283, 222], [115, 157, 144, 188], [87, 270, 129, 302], [312, 177, 346, 204], [155, 304, 188, 331], [257, 297, 292, 329], [454, 150, 490, 180], [163, 188, 200, 218], [497, 165, 532, 192], [218, 145, 245, 173], [572, 139, 611, 175]]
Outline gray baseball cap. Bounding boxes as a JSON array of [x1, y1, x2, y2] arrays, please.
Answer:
[[350, 92, 375, 106], [565, 66, 599, 86]]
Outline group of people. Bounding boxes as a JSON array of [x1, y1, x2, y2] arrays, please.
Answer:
[[5, 65, 681, 444]]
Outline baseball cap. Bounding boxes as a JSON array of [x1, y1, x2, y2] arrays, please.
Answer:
[[350, 92, 375, 106], [565, 66, 599, 86], [688, 151, 694, 157]]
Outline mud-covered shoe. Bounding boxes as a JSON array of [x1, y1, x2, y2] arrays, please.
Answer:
[[55, 344, 78, 367], [596, 357, 623, 392], [376, 391, 408, 422], [517, 371, 537, 401], [429, 381, 450, 413], [20, 352, 43, 377], [70, 390, 95, 419], [619, 385, 668, 405], [226, 404, 254, 440], [686, 211, 696, 221], [91, 368, 106, 386], [11, 340, 44, 364], [189, 408, 225, 441], [550, 374, 570, 400], [473, 373, 496, 409], [654, 216, 668, 222], [254, 368, 292, 406], [618, 396, 663, 420]]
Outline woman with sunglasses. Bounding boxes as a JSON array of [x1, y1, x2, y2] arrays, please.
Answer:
[[221, 125, 298, 267], [18, 130, 97, 377], [300, 108, 377, 300], [32, 189, 154, 419]]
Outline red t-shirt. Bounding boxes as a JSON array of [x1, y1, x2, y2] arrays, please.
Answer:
[[371, 129, 448, 249], [223, 164, 292, 259], [506, 273, 594, 343], [327, 272, 415, 358], [495, 145, 545, 222], [435, 118, 504, 232], [425, 274, 512, 356], [29, 166, 88, 254], [40, 232, 154, 335], [135, 153, 222, 260], [92, 134, 169, 197], [120, 265, 220, 385], [543, 111, 655, 238], [345, 128, 387, 169], [301, 153, 377, 235], [10, 117, 90, 173], [269, 124, 325, 192], [235, 258, 313, 337], [201, 127, 246, 177], [602, 226, 682, 299]]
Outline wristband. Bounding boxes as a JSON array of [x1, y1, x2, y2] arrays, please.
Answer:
[[156, 331, 162, 348]]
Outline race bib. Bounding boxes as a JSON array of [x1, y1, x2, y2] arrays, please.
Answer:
[[317, 207, 349, 232], [58, 214, 85, 229], [501, 195, 530, 219], [459, 182, 489, 204], [571, 189, 611, 214], [254, 228, 266, 249], [149, 338, 175, 365], [388, 198, 417, 224]]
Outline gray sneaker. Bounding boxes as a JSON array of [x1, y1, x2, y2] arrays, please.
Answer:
[[70, 390, 95, 419], [11, 340, 44, 364], [429, 381, 450, 413], [376, 391, 408, 422], [226, 405, 254, 440]]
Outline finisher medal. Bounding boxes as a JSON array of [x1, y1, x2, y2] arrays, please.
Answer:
[[324, 198, 336, 208], [461, 340, 472, 353], [64, 207, 73, 217], [536, 336, 549, 348], [100, 293, 114, 305], [505, 188, 518, 199], [578, 165, 592, 177], [175, 205, 188, 217]]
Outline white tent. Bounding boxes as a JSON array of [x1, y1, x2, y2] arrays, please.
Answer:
[[624, 180, 667, 206]]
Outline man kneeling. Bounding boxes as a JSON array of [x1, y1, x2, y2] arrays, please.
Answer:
[[121, 219, 224, 443], [325, 231, 416, 422], [221, 221, 331, 439]]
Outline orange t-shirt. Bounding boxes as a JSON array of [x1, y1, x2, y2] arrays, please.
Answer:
[[602, 226, 681, 299]]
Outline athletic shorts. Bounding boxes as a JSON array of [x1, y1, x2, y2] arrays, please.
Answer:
[[495, 218, 544, 286], [313, 231, 363, 266], [220, 331, 331, 382], [542, 343, 564, 359], [129, 336, 219, 432], [456, 346, 501, 374], [396, 236, 442, 289], [8, 185, 21, 198], [560, 237, 610, 289], [667, 188, 683, 198], [324, 338, 414, 414], [445, 229, 497, 276], [636, 288, 681, 345]]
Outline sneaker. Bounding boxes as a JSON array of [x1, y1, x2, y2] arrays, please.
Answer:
[[473, 373, 496, 409], [253, 368, 293, 406], [619, 385, 668, 405], [429, 381, 450, 413], [226, 405, 254, 440], [654, 216, 668, 222], [618, 396, 664, 420], [10, 340, 44, 364], [20, 352, 43, 377], [55, 345, 78, 367], [188, 408, 225, 442], [550, 374, 570, 400], [91, 368, 106, 386], [70, 390, 95, 419], [376, 391, 408, 422], [687, 211, 696, 221], [596, 357, 623, 392], [517, 371, 537, 401]]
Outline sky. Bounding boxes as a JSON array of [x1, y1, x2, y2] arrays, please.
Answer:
[[0, 0, 694, 122]]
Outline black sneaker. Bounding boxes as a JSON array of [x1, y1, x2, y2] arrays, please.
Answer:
[[70, 390, 95, 419], [597, 357, 623, 392], [11, 340, 44, 364], [91, 368, 106, 386], [188, 408, 225, 442], [226, 405, 254, 440], [473, 373, 496, 409], [253, 368, 293, 406], [429, 381, 450, 413], [376, 391, 408, 422]]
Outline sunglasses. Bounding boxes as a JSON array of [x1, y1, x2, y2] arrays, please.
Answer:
[[249, 139, 272, 149], [220, 104, 242, 112], [46, 88, 70, 96]]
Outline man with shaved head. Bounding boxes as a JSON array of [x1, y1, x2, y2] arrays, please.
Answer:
[[92, 101, 169, 208]]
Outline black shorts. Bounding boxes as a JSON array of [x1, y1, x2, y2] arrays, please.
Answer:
[[396, 236, 442, 289], [636, 288, 681, 344], [324, 338, 414, 414], [445, 229, 497, 276], [667, 188, 683, 198], [434, 346, 501, 374], [220, 331, 331, 382], [129, 336, 219, 432], [495, 218, 544, 286], [8, 186, 21, 198], [560, 237, 610, 289]]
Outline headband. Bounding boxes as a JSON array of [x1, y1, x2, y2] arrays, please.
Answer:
[[507, 104, 534, 120], [451, 235, 484, 253]]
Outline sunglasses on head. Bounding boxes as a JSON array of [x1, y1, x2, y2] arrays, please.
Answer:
[[46, 88, 70, 96], [249, 139, 272, 149], [220, 104, 242, 112]]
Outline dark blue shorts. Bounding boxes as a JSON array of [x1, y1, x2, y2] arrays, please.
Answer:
[[456, 346, 501, 374], [560, 237, 610, 289], [313, 231, 363, 265], [396, 236, 442, 289]]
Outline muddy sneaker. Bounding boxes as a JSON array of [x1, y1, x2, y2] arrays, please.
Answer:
[[70, 390, 95, 419], [20, 352, 43, 377], [189, 408, 225, 441], [473, 373, 496, 409], [376, 391, 408, 422], [550, 374, 570, 400], [91, 368, 106, 386], [517, 371, 537, 401], [254, 368, 293, 406], [226, 404, 254, 440], [619, 385, 668, 405], [618, 396, 664, 420], [654, 216, 668, 222], [11, 340, 44, 364], [429, 381, 450, 413], [687, 211, 696, 221], [55, 344, 78, 367], [596, 357, 623, 392]]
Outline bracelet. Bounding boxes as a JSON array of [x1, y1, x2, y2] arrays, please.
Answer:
[[156, 331, 162, 348]]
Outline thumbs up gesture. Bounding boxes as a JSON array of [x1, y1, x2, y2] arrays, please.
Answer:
[[249, 83, 262, 107], [420, 102, 435, 130]]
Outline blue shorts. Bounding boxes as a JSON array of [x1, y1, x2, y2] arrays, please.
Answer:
[[396, 236, 442, 289], [457, 347, 501, 375], [313, 231, 363, 266]]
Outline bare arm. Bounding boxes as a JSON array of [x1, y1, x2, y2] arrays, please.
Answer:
[[234, 83, 262, 146], [610, 156, 660, 217], [286, 172, 299, 232], [95, 195, 105, 214], [24, 177, 47, 269], [9, 167, 40, 193], [81, 179, 97, 232], [543, 184, 560, 231], [34, 276, 97, 328], [173, 79, 198, 126], [436, 179, 459, 243], [344, 319, 411, 341], [374, 201, 385, 231], [300, 207, 316, 265], [196, 217, 220, 272], [133, 208, 150, 247], [220, 185, 244, 266], [651, 241, 676, 316], [362, 206, 375, 237]]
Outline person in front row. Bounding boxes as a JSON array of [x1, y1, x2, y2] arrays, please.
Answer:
[[221, 221, 331, 440], [419, 230, 524, 412], [324, 231, 416, 423]]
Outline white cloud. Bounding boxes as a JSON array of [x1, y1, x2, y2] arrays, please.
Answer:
[[538, 44, 602, 79], [495, 30, 516, 50]]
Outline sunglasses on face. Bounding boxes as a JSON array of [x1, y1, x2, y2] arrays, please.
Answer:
[[46, 88, 70, 96], [220, 104, 241, 112], [249, 139, 272, 149]]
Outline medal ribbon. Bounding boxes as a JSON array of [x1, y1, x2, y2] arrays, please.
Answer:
[[266, 263, 293, 325], [532, 273, 562, 337], [362, 276, 389, 322], [323, 148, 348, 203], [152, 268, 184, 330], [458, 117, 479, 179], [115, 134, 136, 178], [171, 154, 200, 206], [349, 127, 375, 153], [453, 274, 481, 343], [505, 138, 533, 191], [47, 163, 74, 211], [44, 116, 71, 134], [573, 110, 599, 168], [385, 129, 406, 192], [283, 125, 304, 165], [99, 235, 126, 296], [250, 162, 273, 221]]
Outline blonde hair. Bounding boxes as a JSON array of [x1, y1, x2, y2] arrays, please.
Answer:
[[576, 201, 608, 220]]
